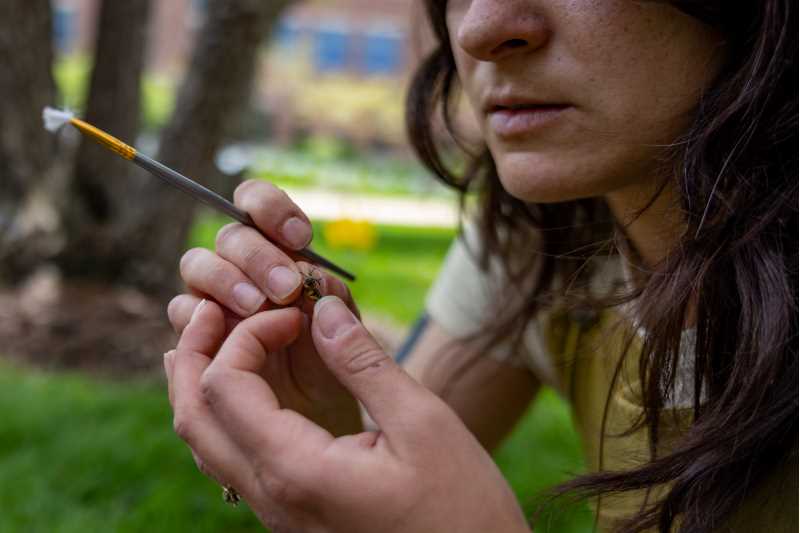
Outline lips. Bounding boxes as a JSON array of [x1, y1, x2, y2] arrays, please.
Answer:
[[487, 103, 569, 138], [488, 102, 567, 112], [482, 91, 570, 138]]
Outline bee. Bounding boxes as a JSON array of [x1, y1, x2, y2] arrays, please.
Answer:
[[222, 485, 241, 506], [301, 267, 323, 301]]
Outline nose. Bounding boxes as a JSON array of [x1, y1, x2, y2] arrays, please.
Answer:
[[455, 0, 549, 62]]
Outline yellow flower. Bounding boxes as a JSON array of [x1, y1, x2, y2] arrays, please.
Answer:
[[323, 219, 377, 251]]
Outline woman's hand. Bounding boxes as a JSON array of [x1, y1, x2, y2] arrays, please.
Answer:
[[164, 297, 530, 533], [167, 179, 362, 435]]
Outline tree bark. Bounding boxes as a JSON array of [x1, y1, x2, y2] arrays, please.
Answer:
[[0, 0, 57, 283], [56, 0, 153, 282], [118, 0, 294, 298]]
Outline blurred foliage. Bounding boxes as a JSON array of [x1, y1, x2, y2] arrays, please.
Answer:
[[52, 54, 448, 199], [292, 73, 406, 144], [267, 48, 407, 146], [54, 54, 175, 131], [53, 52, 406, 148], [248, 144, 452, 198]]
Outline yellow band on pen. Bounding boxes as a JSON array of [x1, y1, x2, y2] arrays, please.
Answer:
[[69, 117, 137, 160]]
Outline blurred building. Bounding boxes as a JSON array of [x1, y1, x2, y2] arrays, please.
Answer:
[[51, 0, 201, 73], [50, 0, 429, 150]]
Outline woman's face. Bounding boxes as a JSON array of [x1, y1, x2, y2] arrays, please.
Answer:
[[446, 0, 724, 203]]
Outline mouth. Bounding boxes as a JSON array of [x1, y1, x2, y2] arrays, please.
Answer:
[[486, 102, 570, 138], [488, 102, 569, 112]]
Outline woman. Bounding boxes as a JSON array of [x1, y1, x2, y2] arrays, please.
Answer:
[[164, 0, 797, 531]]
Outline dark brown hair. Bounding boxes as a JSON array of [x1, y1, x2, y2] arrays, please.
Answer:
[[406, 1, 797, 531]]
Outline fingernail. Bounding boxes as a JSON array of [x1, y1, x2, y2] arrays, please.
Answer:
[[267, 266, 301, 301], [281, 217, 312, 250], [191, 299, 207, 323], [315, 296, 357, 339], [232, 282, 266, 314]]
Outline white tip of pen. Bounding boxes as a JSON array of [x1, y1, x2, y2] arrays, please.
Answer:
[[42, 106, 75, 132]]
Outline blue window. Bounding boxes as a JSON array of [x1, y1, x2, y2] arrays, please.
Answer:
[[52, 6, 75, 52], [314, 28, 350, 72], [363, 31, 403, 75]]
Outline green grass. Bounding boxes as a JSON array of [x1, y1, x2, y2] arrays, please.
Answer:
[[0, 362, 263, 532], [1, 222, 591, 532], [496, 390, 593, 531], [0, 364, 590, 533]]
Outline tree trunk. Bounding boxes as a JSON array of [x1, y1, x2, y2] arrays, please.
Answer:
[[116, 0, 294, 298], [0, 0, 57, 284], [56, 0, 153, 283]]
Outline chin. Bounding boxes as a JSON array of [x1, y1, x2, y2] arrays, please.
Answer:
[[494, 152, 593, 204]]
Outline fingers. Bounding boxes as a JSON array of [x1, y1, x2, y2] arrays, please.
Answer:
[[202, 309, 334, 472], [173, 252, 355, 330], [310, 296, 438, 443], [215, 223, 304, 305], [167, 301, 263, 500], [213, 307, 303, 377], [167, 294, 242, 337], [175, 299, 226, 356], [180, 247, 267, 316], [234, 179, 313, 251]]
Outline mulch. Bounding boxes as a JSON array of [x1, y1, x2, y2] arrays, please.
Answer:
[[0, 268, 406, 379], [0, 269, 176, 377]]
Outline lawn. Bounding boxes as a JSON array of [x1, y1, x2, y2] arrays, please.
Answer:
[[0, 220, 592, 532]]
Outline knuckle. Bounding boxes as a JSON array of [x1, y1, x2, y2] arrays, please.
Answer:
[[342, 340, 388, 376], [241, 242, 268, 272], [199, 369, 226, 405], [206, 261, 233, 289], [172, 412, 195, 443]]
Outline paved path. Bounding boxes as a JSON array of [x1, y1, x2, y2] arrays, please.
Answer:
[[283, 187, 459, 228]]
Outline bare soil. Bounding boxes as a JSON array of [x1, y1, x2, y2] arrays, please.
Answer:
[[0, 269, 406, 378]]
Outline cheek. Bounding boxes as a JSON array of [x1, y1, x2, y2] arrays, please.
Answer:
[[575, 6, 723, 141]]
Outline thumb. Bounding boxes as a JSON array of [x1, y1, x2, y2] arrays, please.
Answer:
[[311, 296, 434, 437]]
